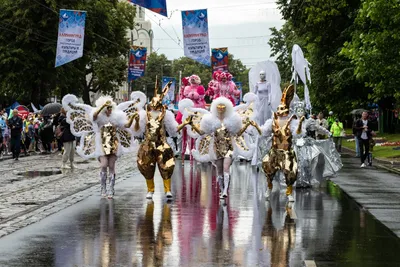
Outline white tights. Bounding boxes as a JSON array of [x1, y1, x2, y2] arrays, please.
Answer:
[[99, 155, 117, 174], [215, 157, 232, 177]]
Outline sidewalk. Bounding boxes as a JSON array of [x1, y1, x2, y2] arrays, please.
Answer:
[[0, 149, 138, 237], [332, 152, 400, 238], [342, 146, 400, 174]]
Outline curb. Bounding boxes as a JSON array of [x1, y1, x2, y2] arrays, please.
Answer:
[[341, 146, 400, 166], [374, 164, 400, 176], [342, 147, 400, 175]]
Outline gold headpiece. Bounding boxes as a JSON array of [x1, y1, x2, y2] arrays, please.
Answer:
[[276, 84, 295, 116], [149, 76, 173, 109]]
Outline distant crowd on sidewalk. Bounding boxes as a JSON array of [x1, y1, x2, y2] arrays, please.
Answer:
[[0, 108, 78, 168]]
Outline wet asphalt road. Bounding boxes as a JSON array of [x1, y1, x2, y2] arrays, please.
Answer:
[[0, 160, 399, 267]]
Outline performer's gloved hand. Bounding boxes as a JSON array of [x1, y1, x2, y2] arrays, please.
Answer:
[[184, 115, 193, 125]]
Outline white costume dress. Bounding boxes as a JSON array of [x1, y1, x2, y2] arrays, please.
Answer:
[[254, 81, 272, 126]]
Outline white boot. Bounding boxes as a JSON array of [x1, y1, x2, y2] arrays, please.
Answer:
[[265, 188, 272, 200], [61, 163, 71, 169], [100, 172, 107, 197], [217, 176, 224, 199], [146, 192, 154, 199], [288, 194, 295, 202], [107, 174, 116, 199], [222, 173, 230, 198]]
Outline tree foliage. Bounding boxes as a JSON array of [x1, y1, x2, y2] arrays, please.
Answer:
[[270, 0, 373, 117], [0, 0, 135, 105], [341, 0, 400, 104]]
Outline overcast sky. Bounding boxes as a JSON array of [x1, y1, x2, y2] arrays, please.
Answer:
[[145, 0, 284, 67]]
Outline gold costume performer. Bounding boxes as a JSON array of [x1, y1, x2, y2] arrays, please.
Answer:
[[260, 85, 305, 202], [128, 81, 189, 200]]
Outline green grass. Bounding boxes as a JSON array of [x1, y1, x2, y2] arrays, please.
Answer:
[[342, 130, 400, 159]]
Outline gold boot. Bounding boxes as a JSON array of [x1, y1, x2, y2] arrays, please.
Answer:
[[163, 179, 173, 199], [286, 185, 295, 202], [146, 179, 155, 199]]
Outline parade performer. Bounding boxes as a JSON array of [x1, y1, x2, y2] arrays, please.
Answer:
[[180, 74, 207, 162], [207, 72, 241, 106], [249, 61, 283, 166], [260, 85, 305, 202], [183, 96, 261, 199], [175, 76, 190, 124], [62, 94, 139, 198], [233, 93, 260, 161], [249, 61, 282, 125], [128, 81, 189, 200], [206, 70, 221, 99], [292, 101, 342, 187], [254, 71, 272, 124], [183, 75, 206, 108]]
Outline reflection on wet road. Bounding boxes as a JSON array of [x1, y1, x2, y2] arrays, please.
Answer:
[[0, 161, 399, 266]]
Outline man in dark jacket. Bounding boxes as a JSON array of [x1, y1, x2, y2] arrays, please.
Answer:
[[355, 111, 373, 168], [7, 109, 23, 160], [59, 108, 76, 169]]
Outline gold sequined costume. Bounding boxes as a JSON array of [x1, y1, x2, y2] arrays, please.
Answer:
[[261, 85, 304, 201], [137, 105, 176, 192], [130, 81, 184, 199]]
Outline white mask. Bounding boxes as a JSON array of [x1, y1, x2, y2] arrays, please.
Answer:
[[259, 71, 266, 81]]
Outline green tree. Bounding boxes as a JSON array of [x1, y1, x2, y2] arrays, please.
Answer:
[[268, 22, 305, 83], [0, 0, 135, 105], [341, 0, 400, 103], [270, 0, 369, 117]]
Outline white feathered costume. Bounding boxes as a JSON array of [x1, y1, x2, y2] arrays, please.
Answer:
[[190, 97, 243, 162], [62, 94, 141, 159]]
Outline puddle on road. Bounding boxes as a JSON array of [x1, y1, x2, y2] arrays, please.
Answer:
[[16, 170, 62, 178]]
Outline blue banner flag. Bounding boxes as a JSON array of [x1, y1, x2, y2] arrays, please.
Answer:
[[128, 0, 167, 17], [181, 9, 211, 66], [55, 10, 86, 67], [128, 46, 147, 82], [212, 48, 229, 72], [162, 77, 176, 106]]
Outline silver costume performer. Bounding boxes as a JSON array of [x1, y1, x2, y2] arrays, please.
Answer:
[[292, 101, 342, 187]]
